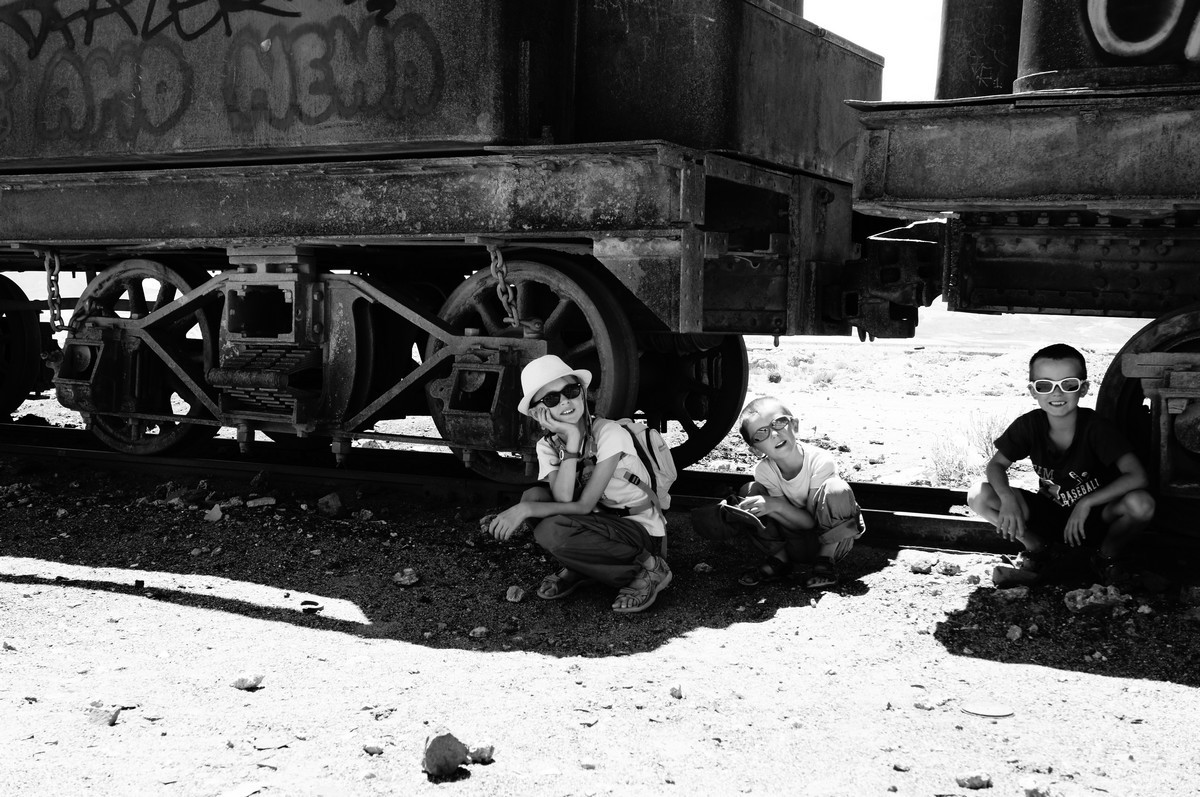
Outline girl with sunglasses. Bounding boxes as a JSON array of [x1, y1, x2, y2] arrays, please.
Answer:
[[486, 355, 672, 613]]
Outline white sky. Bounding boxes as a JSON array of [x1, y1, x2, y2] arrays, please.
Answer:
[[803, 0, 944, 100]]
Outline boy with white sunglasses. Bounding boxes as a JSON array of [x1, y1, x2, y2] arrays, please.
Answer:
[[967, 343, 1155, 585]]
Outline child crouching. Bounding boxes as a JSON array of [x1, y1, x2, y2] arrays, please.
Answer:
[[692, 396, 866, 589]]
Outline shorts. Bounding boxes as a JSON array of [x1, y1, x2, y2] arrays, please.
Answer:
[[1017, 488, 1107, 547]]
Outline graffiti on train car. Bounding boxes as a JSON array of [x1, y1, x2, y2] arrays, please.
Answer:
[[34, 39, 193, 141], [1, 3, 443, 144], [1087, 0, 1200, 61], [223, 14, 444, 132], [0, 0, 300, 60]]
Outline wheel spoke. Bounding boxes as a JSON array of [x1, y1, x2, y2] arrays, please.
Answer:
[[469, 296, 505, 336], [541, 296, 572, 337], [154, 282, 177, 312], [127, 280, 148, 318], [562, 338, 598, 363]]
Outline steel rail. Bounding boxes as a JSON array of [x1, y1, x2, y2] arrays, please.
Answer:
[[0, 422, 1002, 553]]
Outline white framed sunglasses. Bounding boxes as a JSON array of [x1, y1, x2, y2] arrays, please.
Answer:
[[749, 415, 793, 443], [1029, 377, 1085, 395]]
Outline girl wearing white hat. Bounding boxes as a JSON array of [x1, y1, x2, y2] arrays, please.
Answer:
[[487, 354, 672, 613]]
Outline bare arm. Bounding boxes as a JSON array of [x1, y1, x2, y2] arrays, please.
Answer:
[[986, 450, 1027, 540], [488, 453, 620, 540]]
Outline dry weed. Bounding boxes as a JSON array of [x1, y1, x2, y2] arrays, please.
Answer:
[[929, 435, 971, 488], [965, 410, 1010, 460]]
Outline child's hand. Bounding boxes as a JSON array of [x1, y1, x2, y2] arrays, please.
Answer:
[[996, 494, 1026, 541], [1063, 503, 1090, 546], [736, 494, 771, 518], [489, 503, 533, 541], [530, 405, 581, 446]]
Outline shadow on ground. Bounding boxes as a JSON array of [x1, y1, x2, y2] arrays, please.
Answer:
[[932, 557, 1200, 688], [0, 457, 888, 658]]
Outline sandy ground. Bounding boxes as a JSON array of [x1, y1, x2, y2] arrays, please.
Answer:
[[8, 308, 1197, 796]]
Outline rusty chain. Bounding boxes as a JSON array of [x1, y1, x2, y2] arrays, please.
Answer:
[[39, 247, 67, 332], [487, 244, 521, 328]]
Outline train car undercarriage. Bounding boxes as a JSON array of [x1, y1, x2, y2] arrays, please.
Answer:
[[0, 142, 888, 480]]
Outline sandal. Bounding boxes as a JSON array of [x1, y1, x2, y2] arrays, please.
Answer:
[[612, 557, 673, 614], [537, 569, 594, 600], [804, 557, 838, 590], [737, 558, 792, 587]]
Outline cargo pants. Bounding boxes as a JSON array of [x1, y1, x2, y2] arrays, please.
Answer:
[[692, 477, 865, 563], [523, 486, 661, 588]]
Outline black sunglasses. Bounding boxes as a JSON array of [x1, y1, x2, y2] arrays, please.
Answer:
[[532, 382, 584, 409]]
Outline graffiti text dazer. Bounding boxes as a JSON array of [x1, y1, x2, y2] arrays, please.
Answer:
[[1, 0, 302, 60]]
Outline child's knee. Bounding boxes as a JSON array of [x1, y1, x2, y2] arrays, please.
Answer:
[[820, 477, 858, 514], [1122, 490, 1156, 523], [522, 484, 553, 502], [965, 480, 991, 509], [533, 515, 571, 552]]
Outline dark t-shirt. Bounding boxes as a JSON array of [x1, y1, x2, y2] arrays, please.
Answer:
[[994, 408, 1130, 508]]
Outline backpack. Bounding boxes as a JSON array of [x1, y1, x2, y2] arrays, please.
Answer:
[[609, 418, 677, 511]]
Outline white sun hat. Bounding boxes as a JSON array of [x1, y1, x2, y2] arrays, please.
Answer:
[[517, 355, 592, 416]]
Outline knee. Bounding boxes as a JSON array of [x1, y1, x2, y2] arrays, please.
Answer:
[[533, 515, 571, 553], [522, 485, 552, 502], [966, 480, 992, 512], [818, 477, 859, 518], [1122, 490, 1156, 523]]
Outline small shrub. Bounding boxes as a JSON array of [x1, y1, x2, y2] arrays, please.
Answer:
[[812, 369, 836, 387], [788, 353, 815, 367], [930, 436, 971, 488], [965, 410, 1010, 461]]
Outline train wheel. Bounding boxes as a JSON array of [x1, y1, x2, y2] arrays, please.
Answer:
[[428, 258, 639, 482], [639, 333, 749, 470], [81, 260, 219, 455], [0, 274, 44, 416], [1096, 306, 1200, 473]]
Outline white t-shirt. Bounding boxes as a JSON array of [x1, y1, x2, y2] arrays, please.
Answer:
[[536, 418, 666, 538], [752, 443, 838, 514]]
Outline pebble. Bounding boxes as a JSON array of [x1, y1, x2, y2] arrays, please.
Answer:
[[318, 492, 344, 518], [670, 685, 683, 699], [85, 700, 121, 726], [505, 586, 525, 603], [203, 505, 222, 522], [693, 562, 714, 573], [469, 626, 489, 638], [246, 497, 276, 508], [937, 561, 962, 576], [393, 568, 420, 587], [231, 674, 265, 690], [422, 732, 471, 777], [956, 772, 993, 789], [910, 559, 935, 575], [363, 745, 383, 756], [1006, 624, 1023, 641], [995, 586, 1030, 601]]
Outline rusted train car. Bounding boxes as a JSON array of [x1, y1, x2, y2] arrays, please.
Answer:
[[0, 0, 888, 479], [853, 0, 1200, 522]]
